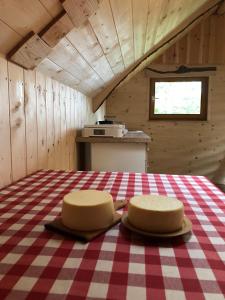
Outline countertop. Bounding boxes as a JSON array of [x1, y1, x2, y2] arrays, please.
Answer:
[[76, 131, 150, 143]]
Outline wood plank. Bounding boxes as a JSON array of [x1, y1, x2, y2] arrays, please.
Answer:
[[174, 0, 213, 27], [48, 38, 105, 92], [46, 77, 55, 169], [0, 20, 22, 55], [62, 0, 100, 28], [154, 0, 183, 44], [213, 14, 225, 64], [59, 83, 67, 169], [187, 23, 202, 64], [132, 0, 149, 60], [67, 23, 114, 82], [8, 32, 52, 70], [36, 71, 48, 169], [40, 11, 74, 47], [8, 62, 27, 182], [37, 58, 95, 96], [71, 88, 76, 170], [76, 91, 82, 131], [163, 43, 179, 64], [93, 0, 220, 112], [69, 89, 75, 170], [37, 58, 64, 77], [145, 0, 165, 52], [69, 87, 75, 170], [24, 69, 38, 175], [0, 57, 12, 188], [38, 0, 63, 17], [89, 0, 125, 74], [208, 15, 217, 64], [0, 0, 52, 36], [152, 54, 163, 64], [201, 17, 211, 64], [65, 86, 72, 170], [58, 83, 65, 170], [75, 90, 82, 170], [110, 0, 134, 67], [177, 35, 188, 64], [59, 84, 66, 170], [73, 90, 78, 171], [52, 79, 61, 170], [37, 58, 83, 91]]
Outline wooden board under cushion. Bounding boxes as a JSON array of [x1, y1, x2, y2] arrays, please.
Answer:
[[45, 199, 127, 242], [7, 32, 52, 70]]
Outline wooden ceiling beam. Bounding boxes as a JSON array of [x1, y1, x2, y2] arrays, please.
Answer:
[[7, 32, 52, 70], [39, 10, 74, 47], [6, 1, 103, 70], [92, 0, 222, 113], [6, 8, 75, 69]]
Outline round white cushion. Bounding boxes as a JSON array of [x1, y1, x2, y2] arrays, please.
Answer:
[[128, 195, 184, 233], [62, 190, 114, 231]]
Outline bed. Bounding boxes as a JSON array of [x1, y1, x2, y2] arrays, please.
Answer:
[[0, 170, 224, 299]]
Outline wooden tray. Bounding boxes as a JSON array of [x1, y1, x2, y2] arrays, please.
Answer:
[[121, 213, 192, 238], [45, 199, 127, 242]]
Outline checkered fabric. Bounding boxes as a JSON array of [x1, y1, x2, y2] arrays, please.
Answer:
[[0, 170, 224, 300]]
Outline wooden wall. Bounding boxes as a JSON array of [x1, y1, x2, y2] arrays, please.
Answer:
[[0, 56, 105, 189], [153, 14, 225, 65], [106, 14, 225, 179], [0, 0, 219, 98]]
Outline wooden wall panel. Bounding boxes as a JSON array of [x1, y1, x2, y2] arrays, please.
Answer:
[[46, 77, 55, 169], [0, 57, 105, 189], [187, 23, 201, 64], [24, 69, 38, 175], [106, 68, 225, 179], [36, 71, 48, 169], [8, 62, 26, 182], [52, 80, 61, 170], [71, 88, 77, 170], [0, 57, 11, 188], [65, 86, 71, 170], [0, 0, 223, 102], [157, 14, 225, 65], [59, 84, 67, 169], [201, 18, 211, 64], [106, 16, 225, 179], [72, 89, 77, 171], [212, 15, 225, 64], [177, 36, 188, 64]]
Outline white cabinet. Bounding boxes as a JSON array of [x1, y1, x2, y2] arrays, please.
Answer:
[[76, 131, 150, 173], [91, 143, 146, 172]]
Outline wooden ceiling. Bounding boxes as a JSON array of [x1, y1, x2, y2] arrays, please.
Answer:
[[0, 0, 222, 105]]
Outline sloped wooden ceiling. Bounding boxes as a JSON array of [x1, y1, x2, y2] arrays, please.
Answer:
[[0, 0, 222, 107]]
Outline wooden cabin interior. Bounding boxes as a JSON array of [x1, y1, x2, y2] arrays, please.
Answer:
[[0, 1, 225, 299]]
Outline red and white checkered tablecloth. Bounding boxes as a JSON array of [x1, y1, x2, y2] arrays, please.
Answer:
[[0, 170, 224, 300]]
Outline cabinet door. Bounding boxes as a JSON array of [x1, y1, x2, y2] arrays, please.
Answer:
[[91, 143, 146, 172]]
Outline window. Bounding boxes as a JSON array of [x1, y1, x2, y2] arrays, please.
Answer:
[[149, 77, 208, 120]]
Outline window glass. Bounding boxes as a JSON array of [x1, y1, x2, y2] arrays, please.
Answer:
[[149, 77, 208, 120]]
